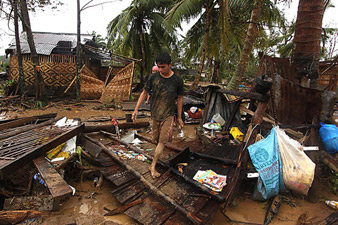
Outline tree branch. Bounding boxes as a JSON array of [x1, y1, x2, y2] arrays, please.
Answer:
[[81, 1, 115, 11]]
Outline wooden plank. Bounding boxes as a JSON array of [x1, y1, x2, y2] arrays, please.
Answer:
[[0, 210, 42, 225], [3, 195, 54, 211], [115, 182, 145, 204], [125, 196, 175, 225], [163, 212, 193, 225], [104, 198, 143, 216], [82, 136, 103, 158], [0, 117, 35, 131], [216, 88, 269, 101], [196, 199, 220, 223], [33, 157, 72, 208], [182, 196, 210, 214]]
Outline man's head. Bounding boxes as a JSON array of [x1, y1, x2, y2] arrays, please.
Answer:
[[155, 52, 172, 76], [152, 65, 159, 73]]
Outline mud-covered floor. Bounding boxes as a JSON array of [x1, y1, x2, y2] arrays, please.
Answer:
[[2, 100, 338, 225]]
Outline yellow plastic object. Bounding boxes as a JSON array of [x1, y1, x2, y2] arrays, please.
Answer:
[[55, 151, 69, 159], [230, 127, 244, 141], [46, 143, 65, 160]]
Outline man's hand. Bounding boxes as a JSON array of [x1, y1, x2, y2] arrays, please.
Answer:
[[177, 118, 184, 129], [132, 110, 138, 122]]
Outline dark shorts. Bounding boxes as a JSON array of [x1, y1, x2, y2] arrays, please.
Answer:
[[152, 116, 174, 144]]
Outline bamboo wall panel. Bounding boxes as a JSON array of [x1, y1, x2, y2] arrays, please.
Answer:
[[9, 55, 77, 87], [100, 62, 134, 103], [81, 64, 99, 79], [81, 73, 104, 100]]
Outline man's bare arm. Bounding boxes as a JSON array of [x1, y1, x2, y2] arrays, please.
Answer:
[[132, 90, 148, 121]]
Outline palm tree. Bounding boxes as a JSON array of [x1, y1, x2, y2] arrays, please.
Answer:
[[166, 0, 220, 90], [291, 0, 327, 88], [226, 0, 262, 90], [226, 0, 286, 90], [107, 0, 177, 85]]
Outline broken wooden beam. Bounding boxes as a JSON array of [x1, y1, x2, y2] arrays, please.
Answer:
[[84, 122, 149, 133], [104, 198, 143, 216], [321, 151, 338, 174], [0, 117, 35, 131], [33, 157, 72, 210], [55, 153, 78, 171], [0, 210, 42, 225], [216, 89, 269, 101]]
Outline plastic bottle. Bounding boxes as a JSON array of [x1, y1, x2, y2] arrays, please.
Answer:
[[33, 173, 48, 187], [325, 200, 338, 210], [212, 113, 225, 126]]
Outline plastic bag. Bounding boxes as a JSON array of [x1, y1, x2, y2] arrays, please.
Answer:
[[319, 122, 338, 154], [275, 126, 315, 195], [248, 128, 285, 201]]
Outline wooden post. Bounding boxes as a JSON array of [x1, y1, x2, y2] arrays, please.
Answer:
[[242, 100, 269, 169], [307, 115, 320, 203]]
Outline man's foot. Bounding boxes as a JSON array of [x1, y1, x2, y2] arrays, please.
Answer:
[[149, 166, 161, 178]]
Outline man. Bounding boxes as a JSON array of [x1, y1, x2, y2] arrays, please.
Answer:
[[132, 52, 184, 178]]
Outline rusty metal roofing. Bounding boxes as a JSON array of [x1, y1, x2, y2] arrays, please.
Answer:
[[6, 32, 93, 55], [258, 55, 323, 125]]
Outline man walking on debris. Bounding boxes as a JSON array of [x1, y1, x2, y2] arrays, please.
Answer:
[[132, 52, 184, 178]]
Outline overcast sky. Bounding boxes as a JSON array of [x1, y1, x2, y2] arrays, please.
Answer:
[[0, 0, 337, 55]]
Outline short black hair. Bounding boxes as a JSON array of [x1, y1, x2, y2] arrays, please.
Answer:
[[156, 52, 171, 65]]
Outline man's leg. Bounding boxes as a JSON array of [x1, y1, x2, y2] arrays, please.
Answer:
[[150, 142, 164, 178], [149, 116, 174, 178]]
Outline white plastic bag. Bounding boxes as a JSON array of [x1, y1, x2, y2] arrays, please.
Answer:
[[275, 126, 315, 195]]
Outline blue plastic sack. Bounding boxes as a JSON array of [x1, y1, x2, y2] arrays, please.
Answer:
[[248, 128, 286, 201], [319, 122, 338, 154]]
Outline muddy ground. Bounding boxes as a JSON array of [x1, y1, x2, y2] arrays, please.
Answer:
[[3, 100, 338, 225]]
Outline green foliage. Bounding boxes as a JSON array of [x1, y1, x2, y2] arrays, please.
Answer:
[[0, 56, 9, 73], [7, 79, 15, 88], [107, 0, 178, 76], [35, 100, 46, 109]]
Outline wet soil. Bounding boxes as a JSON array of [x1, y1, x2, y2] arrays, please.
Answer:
[[3, 100, 338, 225]]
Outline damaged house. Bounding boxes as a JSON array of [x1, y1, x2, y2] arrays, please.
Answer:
[[5, 31, 136, 102]]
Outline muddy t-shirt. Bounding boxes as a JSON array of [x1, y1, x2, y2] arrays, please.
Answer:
[[144, 72, 184, 121]]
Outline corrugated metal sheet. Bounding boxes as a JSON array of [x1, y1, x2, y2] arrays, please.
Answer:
[[273, 74, 322, 125], [6, 32, 92, 55], [258, 55, 323, 125]]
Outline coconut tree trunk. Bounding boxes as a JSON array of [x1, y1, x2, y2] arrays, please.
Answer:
[[212, 57, 220, 84], [291, 0, 325, 88], [20, 0, 44, 100], [12, 0, 25, 95], [190, 5, 212, 91], [208, 57, 213, 81], [76, 0, 81, 101], [227, 0, 262, 91], [138, 25, 146, 86]]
